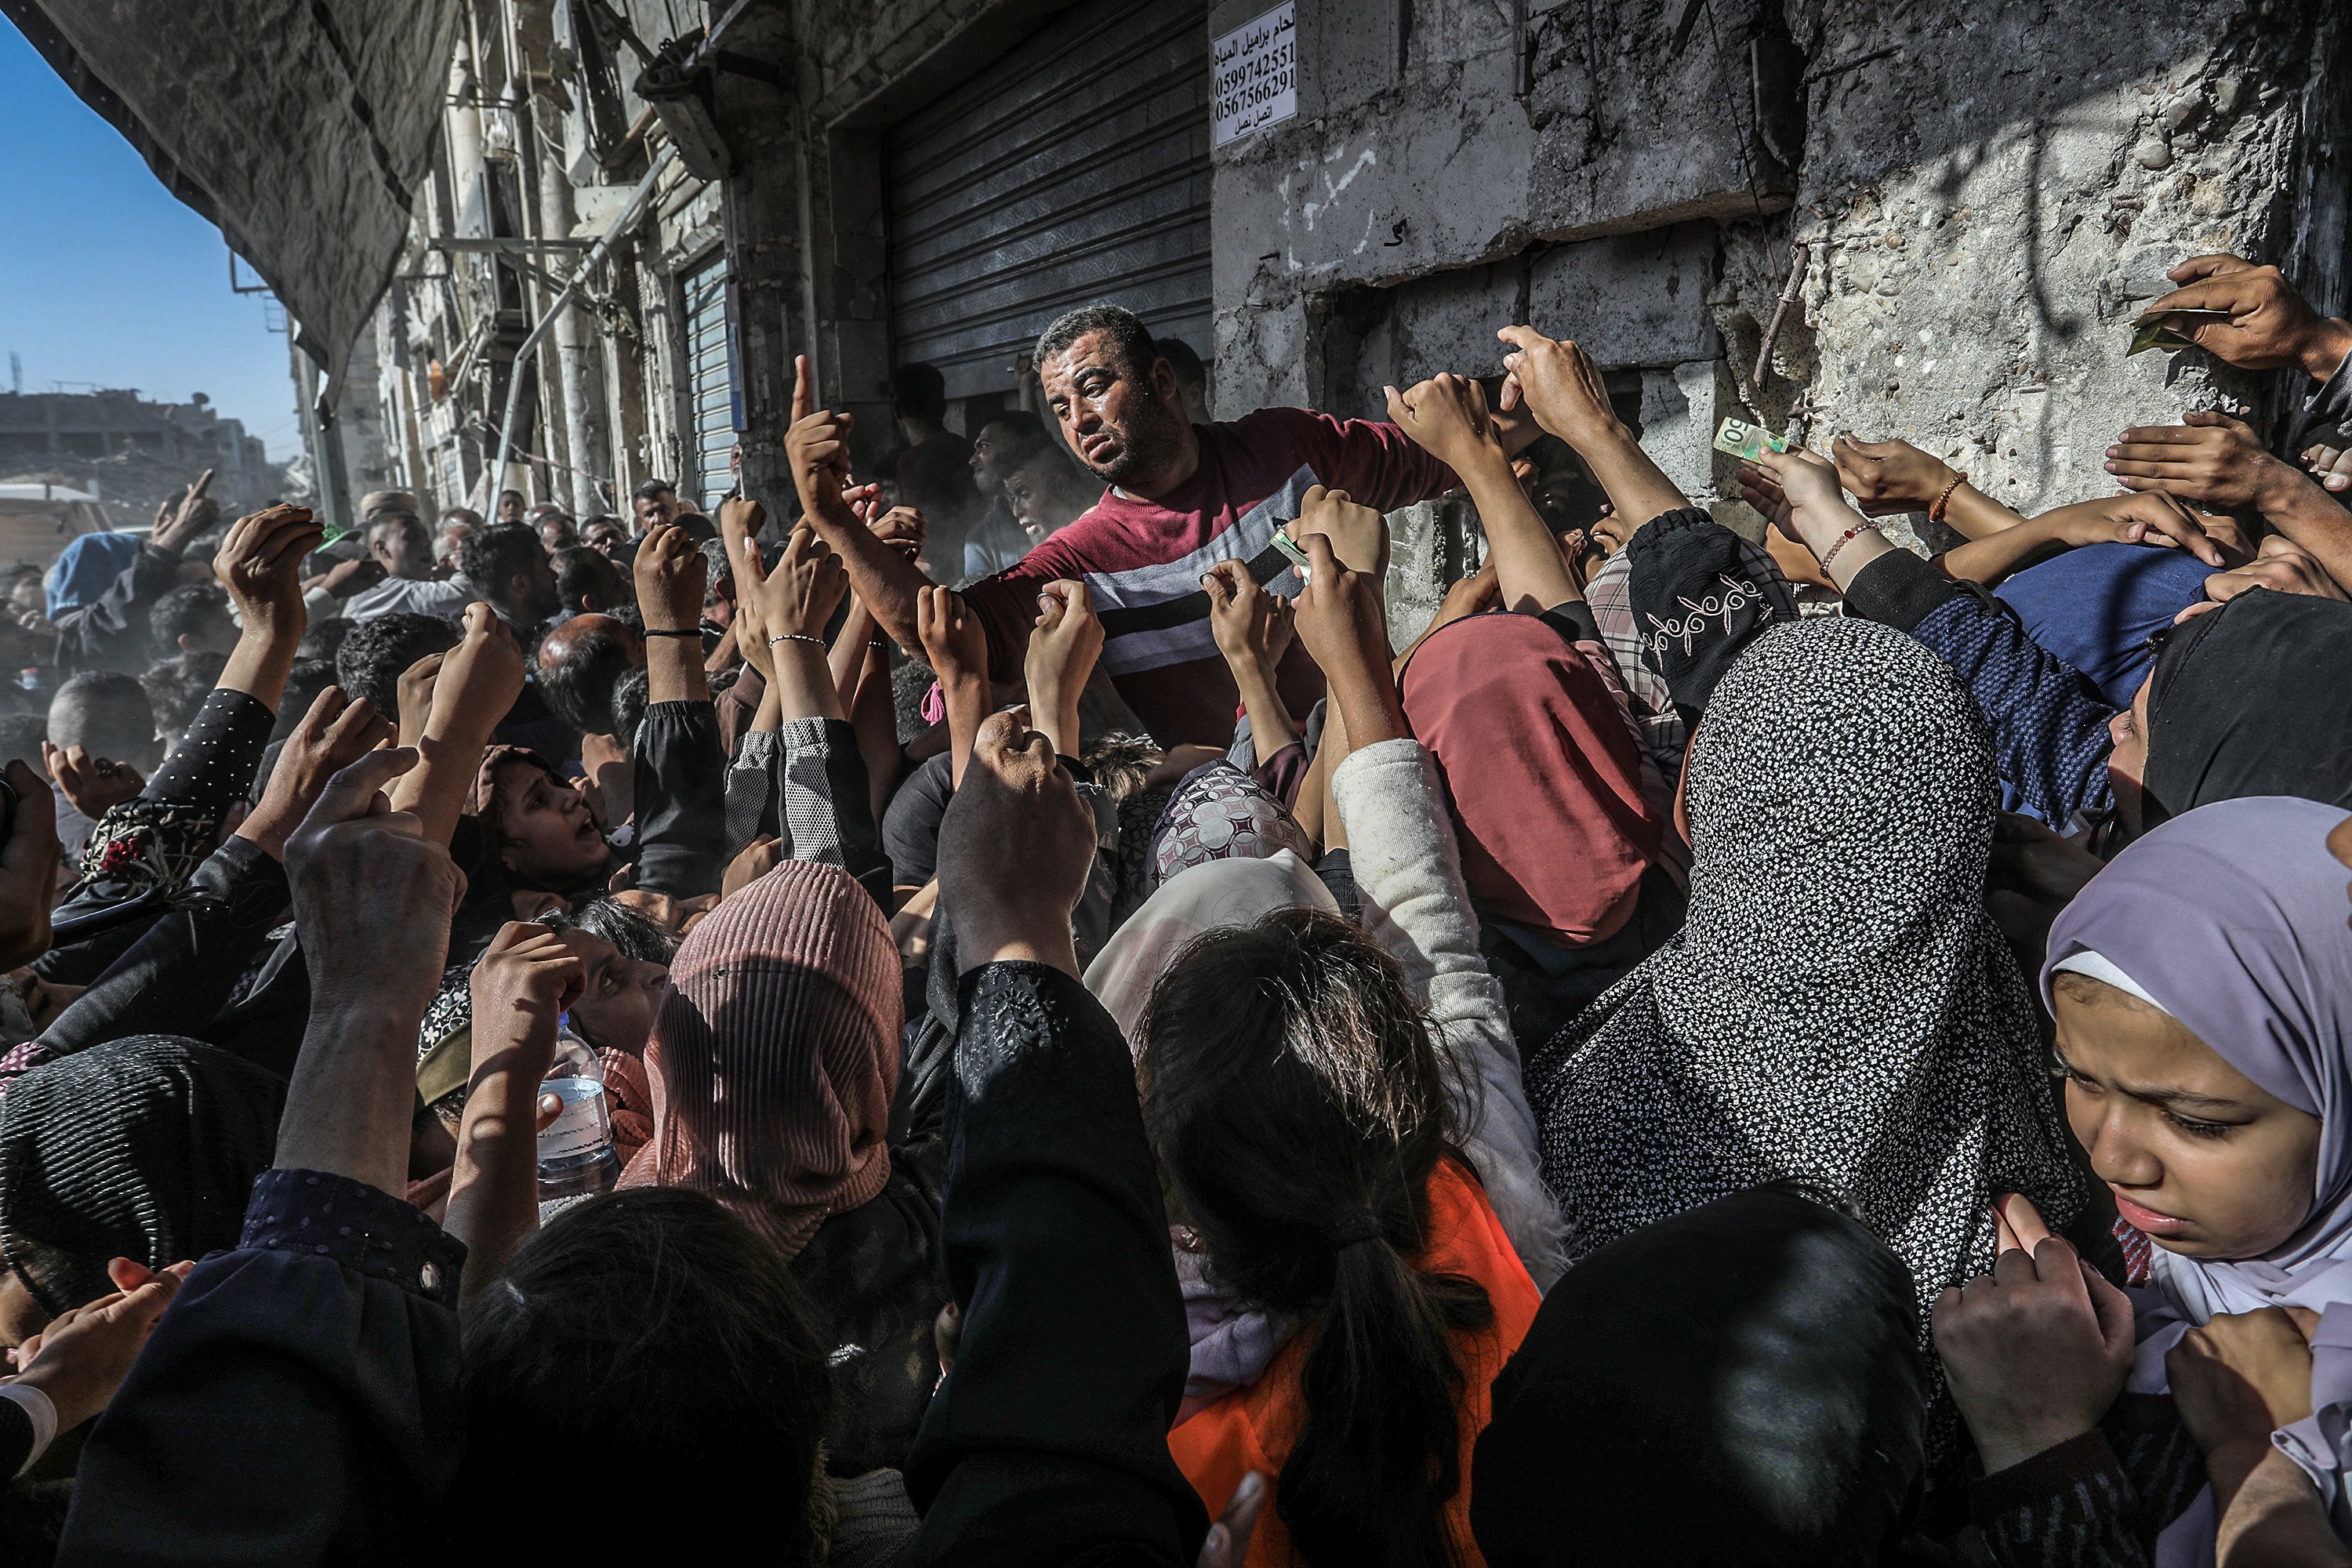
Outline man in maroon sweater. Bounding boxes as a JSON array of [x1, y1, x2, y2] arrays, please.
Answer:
[[789, 304, 1540, 745]]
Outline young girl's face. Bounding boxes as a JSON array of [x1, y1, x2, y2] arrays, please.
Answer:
[[2054, 975, 2321, 1259]]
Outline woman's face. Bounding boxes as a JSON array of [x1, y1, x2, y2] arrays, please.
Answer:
[[494, 762, 609, 888], [2054, 976, 2321, 1258], [555, 928, 667, 1056], [2106, 675, 2155, 838]]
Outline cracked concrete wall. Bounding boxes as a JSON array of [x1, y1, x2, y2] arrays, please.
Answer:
[[1782, 0, 2339, 521], [1210, 0, 2344, 592]]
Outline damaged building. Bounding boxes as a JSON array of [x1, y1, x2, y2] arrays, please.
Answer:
[[13, 0, 2350, 631]]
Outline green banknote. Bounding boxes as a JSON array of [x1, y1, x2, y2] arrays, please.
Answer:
[[1713, 416, 1788, 463]]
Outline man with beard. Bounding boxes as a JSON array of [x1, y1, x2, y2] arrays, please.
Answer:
[[791, 303, 1538, 744]]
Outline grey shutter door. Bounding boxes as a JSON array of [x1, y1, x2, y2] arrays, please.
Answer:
[[886, 0, 1210, 402], [683, 256, 739, 510]]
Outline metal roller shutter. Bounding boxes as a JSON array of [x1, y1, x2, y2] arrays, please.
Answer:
[[682, 256, 739, 510], [886, 0, 1211, 403]]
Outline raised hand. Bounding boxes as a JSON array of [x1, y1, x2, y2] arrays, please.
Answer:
[[1933, 1232, 2136, 1474], [468, 920, 585, 1063], [0, 758, 58, 969], [1384, 373, 1505, 475], [428, 604, 526, 738], [936, 707, 1098, 977], [235, 685, 396, 860], [213, 504, 324, 646], [1497, 325, 1690, 527], [631, 518, 709, 635], [1292, 532, 1404, 747], [1204, 559, 1302, 757], [151, 469, 219, 557], [449, 920, 586, 1298], [717, 494, 768, 544], [869, 504, 927, 561], [288, 747, 463, 1015], [1203, 559, 1294, 670], [395, 652, 445, 749], [1025, 579, 1103, 758], [1831, 436, 1964, 516], [1495, 326, 1618, 450], [2145, 255, 2352, 377], [43, 742, 143, 820], [721, 835, 783, 899], [1289, 484, 1390, 582], [747, 524, 851, 642], [281, 746, 467, 1192], [784, 354, 858, 529], [916, 583, 988, 689]]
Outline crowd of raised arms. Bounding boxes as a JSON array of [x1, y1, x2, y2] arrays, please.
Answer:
[[0, 251, 2348, 1568]]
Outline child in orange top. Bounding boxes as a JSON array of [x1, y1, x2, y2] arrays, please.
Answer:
[[1167, 1155, 1541, 1567]]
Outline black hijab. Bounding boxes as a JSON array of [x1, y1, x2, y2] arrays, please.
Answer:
[[0, 1035, 281, 1316], [1623, 507, 1796, 723], [2144, 586, 2352, 827], [1471, 1184, 1926, 1567]]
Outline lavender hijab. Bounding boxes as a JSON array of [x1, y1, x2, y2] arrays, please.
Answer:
[[2041, 796, 2352, 1559]]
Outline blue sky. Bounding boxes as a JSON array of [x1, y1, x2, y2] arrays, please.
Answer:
[[0, 20, 303, 459]]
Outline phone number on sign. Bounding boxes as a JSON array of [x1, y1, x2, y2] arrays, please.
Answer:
[[1215, 47, 1294, 115]]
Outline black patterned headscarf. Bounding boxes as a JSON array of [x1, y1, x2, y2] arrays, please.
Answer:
[[1622, 507, 1796, 724], [1526, 618, 2081, 1331], [0, 1035, 281, 1318]]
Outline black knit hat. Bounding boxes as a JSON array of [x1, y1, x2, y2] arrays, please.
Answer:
[[0, 1036, 282, 1317], [1624, 508, 1795, 724]]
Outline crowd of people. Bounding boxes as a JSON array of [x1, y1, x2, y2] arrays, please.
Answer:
[[0, 248, 2347, 1566]]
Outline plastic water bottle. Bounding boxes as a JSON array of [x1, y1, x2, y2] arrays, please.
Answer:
[[536, 1016, 619, 1200]]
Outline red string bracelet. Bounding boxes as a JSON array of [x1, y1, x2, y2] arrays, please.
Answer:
[[1820, 520, 1882, 572]]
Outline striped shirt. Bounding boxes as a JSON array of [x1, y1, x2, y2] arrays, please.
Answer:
[[963, 407, 1456, 745]]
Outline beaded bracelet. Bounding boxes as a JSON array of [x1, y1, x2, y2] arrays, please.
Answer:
[[768, 633, 825, 649], [1820, 521, 1882, 572], [1928, 472, 1968, 525]]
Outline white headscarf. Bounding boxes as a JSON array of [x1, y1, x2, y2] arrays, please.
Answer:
[[1084, 849, 1336, 1047]]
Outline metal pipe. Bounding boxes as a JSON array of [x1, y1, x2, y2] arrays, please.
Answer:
[[1751, 239, 1811, 390], [490, 142, 680, 492]]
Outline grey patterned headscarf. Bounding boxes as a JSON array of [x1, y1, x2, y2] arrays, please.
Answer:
[[1526, 618, 2081, 1330]]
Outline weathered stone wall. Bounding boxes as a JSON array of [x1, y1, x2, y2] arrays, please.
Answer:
[[1207, 0, 2345, 604], [1782, 0, 2339, 518]]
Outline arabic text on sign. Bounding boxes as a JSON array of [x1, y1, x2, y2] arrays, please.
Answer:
[[1211, 2, 1298, 148]]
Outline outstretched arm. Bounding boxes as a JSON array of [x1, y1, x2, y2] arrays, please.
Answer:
[[786, 354, 937, 655], [1388, 372, 1581, 613], [1497, 326, 1689, 534]]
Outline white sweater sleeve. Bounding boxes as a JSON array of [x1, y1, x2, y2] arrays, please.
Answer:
[[1330, 736, 1567, 1290]]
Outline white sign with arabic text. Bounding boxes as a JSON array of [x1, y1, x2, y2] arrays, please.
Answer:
[[1212, 3, 1297, 149]]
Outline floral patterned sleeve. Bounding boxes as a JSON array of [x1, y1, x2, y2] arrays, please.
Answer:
[[74, 688, 273, 900]]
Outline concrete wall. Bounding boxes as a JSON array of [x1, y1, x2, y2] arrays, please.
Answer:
[[1206, 0, 2345, 579], [1788, 0, 2343, 519]]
